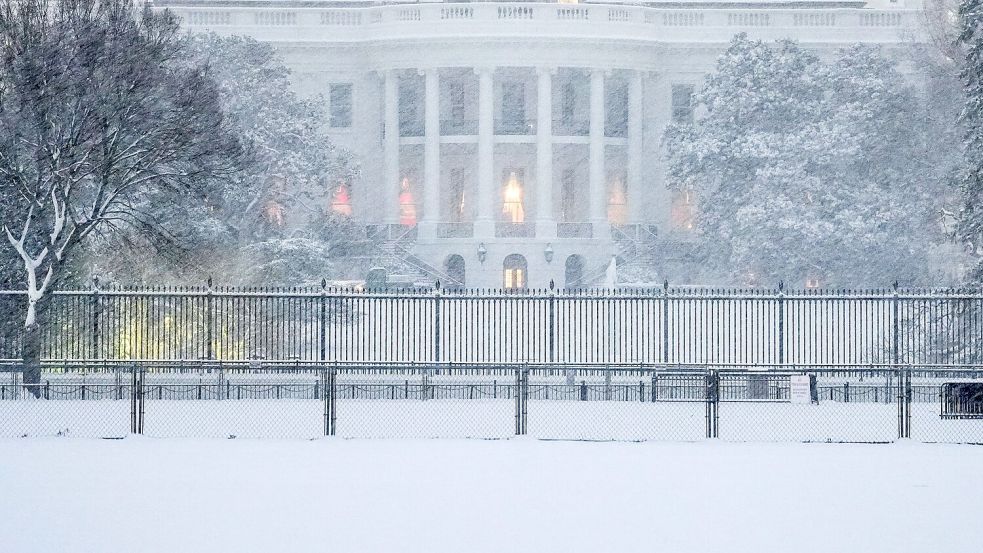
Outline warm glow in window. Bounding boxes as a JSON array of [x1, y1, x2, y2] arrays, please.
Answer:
[[502, 171, 525, 223], [330, 183, 353, 217], [503, 254, 528, 289], [608, 177, 628, 225], [264, 200, 286, 226], [557, 0, 579, 4], [805, 277, 821, 289], [670, 188, 695, 230], [399, 177, 417, 226], [504, 267, 525, 289]]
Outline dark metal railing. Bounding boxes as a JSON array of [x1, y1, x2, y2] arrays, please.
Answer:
[[0, 285, 981, 366]]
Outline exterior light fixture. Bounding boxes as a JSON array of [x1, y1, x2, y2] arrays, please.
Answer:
[[477, 242, 487, 264], [544, 243, 554, 264]]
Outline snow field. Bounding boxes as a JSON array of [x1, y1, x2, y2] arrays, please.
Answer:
[[0, 439, 981, 553]]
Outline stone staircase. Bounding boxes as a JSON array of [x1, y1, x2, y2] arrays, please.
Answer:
[[367, 226, 459, 288]]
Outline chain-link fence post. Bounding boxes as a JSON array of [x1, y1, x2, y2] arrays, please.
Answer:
[[706, 369, 719, 439], [130, 364, 138, 434], [323, 365, 337, 436], [904, 367, 912, 438], [137, 366, 146, 435], [514, 366, 528, 436]]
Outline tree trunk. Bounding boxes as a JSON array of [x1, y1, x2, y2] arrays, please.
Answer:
[[20, 294, 51, 399]]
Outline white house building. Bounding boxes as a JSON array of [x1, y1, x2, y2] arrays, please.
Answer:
[[156, 0, 928, 289]]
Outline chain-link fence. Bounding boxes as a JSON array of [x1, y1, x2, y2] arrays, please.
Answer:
[[1, 362, 981, 443]]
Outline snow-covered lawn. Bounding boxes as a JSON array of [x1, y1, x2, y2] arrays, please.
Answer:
[[0, 438, 980, 553]]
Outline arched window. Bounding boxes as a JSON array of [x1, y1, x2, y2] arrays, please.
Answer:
[[564, 255, 585, 289], [503, 254, 528, 290], [444, 254, 465, 289]]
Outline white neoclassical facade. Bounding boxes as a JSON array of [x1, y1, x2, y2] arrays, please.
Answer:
[[157, 0, 928, 288]]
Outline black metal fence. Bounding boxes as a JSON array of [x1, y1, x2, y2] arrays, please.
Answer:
[[1, 284, 981, 365], [1, 362, 981, 443]]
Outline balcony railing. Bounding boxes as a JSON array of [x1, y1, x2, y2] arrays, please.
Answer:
[[496, 222, 536, 238], [165, 3, 922, 45], [553, 119, 589, 136], [440, 119, 478, 135], [557, 222, 593, 239], [436, 222, 474, 238], [399, 121, 424, 137], [495, 119, 536, 135]]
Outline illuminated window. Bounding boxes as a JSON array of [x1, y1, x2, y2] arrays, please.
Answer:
[[330, 183, 352, 217], [671, 84, 694, 124], [263, 200, 286, 226], [502, 170, 525, 223], [503, 254, 528, 289], [670, 188, 695, 230], [608, 176, 628, 225], [329, 83, 353, 128], [805, 277, 821, 289], [399, 177, 417, 226], [448, 168, 466, 222]]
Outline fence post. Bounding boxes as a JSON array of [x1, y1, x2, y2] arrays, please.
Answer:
[[130, 365, 137, 434], [902, 366, 912, 438], [891, 281, 900, 367], [777, 281, 785, 366], [323, 364, 337, 436], [90, 277, 101, 361], [319, 279, 328, 362], [205, 277, 215, 361], [548, 280, 556, 364], [706, 369, 719, 439], [137, 367, 146, 435], [661, 280, 670, 365], [433, 281, 442, 363]]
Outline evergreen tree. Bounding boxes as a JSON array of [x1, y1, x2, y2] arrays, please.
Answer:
[[959, 0, 983, 280], [663, 35, 949, 287]]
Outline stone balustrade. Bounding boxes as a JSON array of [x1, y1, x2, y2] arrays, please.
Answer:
[[159, 3, 922, 44]]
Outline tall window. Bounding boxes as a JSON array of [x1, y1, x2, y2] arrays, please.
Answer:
[[450, 81, 466, 122], [607, 175, 627, 225], [670, 188, 695, 231], [503, 254, 528, 290], [447, 168, 466, 222], [329, 83, 353, 128], [561, 82, 576, 124], [399, 176, 418, 226], [331, 181, 353, 217], [607, 81, 629, 136], [671, 84, 694, 124], [502, 81, 525, 130], [399, 80, 422, 135], [502, 169, 525, 223], [561, 169, 578, 222]]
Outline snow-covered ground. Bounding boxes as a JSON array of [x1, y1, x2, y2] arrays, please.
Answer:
[[0, 438, 980, 553]]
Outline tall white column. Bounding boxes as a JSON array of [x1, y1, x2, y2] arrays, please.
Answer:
[[384, 70, 400, 226], [627, 70, 644, 225], [535, 67, 555, 239], [589, 69, 608, 233], [474, 67, 495, 239], [421, 68, 440, 237]]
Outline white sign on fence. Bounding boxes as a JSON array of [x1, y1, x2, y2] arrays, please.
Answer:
[[790, 375, 812, 404]]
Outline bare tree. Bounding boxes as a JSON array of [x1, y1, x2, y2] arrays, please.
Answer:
[[0, 0, 242, 391]]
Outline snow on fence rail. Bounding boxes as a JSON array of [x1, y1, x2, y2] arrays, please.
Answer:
[[0, 363, 980, 443], [0, 285, 981, 365]]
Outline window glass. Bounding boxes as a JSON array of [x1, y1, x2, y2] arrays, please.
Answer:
[[671, 84, 694, 124], [330, 83, 353, 128]]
